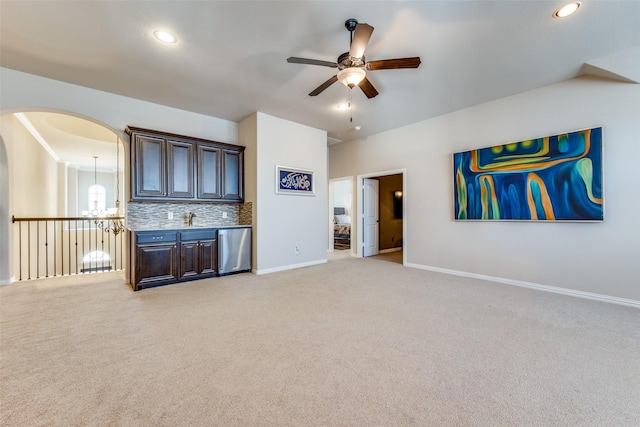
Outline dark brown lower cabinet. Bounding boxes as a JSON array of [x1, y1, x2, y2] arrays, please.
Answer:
[[179, 232, 217, 280], [130, 229, 218, 291], [198, 239, 218, 275], [131, 231, 179, 290]]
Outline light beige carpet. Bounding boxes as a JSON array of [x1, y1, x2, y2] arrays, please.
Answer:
[[1, 256, 639, 426]]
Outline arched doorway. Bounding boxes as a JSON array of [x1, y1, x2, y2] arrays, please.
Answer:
[[0, 110, 126, 282]]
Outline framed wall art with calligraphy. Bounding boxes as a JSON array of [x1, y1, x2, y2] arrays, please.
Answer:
[[276, 165, 315, 196]]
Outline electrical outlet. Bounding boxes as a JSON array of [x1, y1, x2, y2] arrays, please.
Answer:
[[168, 212, 174, 220], [295, 246, 300, 255], [222, 211, 228, 219]]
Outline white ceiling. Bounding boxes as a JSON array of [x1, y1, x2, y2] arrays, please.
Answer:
[[1, 1, 639, 157], [16, 112, 123, 171]]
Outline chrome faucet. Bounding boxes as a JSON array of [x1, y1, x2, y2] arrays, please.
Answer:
[[184, 212, 196, 226]]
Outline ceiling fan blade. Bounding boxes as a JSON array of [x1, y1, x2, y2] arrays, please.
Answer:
[[349, 23, 374, 59], [309, 75, 339, 96], [367, 57, 421, 71], [287, 57, 338, 68], [358, 77, 379, 99]]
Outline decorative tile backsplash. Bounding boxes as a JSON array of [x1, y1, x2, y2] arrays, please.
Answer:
[[127, 202, 252, 230]]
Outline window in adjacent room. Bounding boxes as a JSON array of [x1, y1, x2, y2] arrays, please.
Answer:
[[88, 184, 106, 212]]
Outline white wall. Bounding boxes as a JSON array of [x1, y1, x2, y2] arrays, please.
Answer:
[[2, 115, 59, 218], [0, 68, 237, 146], [329, 76, 640, 303], [332, 179, 352, 215], [67, 166, 79, 217], [0, 135, 9, 283], [238, 113, 258, 268], [247, 112, 327, 273]]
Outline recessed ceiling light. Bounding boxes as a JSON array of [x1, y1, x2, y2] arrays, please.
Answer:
[[336, 103, 350, 110], [154, 30, 177, 44], [553, 2, 582, 18]]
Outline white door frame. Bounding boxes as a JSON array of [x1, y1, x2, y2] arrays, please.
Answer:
[[362, 178, 379, 257], [356, 169, 407, 264], [0, 135, 10, 284], [328, 176, 353, 253]]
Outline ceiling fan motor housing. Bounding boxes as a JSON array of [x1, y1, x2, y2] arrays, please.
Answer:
[[338, 52, 365, 70]]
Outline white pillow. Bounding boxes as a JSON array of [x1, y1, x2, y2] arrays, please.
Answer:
[[335, 214, 350, 224]]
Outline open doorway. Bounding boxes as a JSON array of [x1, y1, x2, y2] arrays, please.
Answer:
[[329, 177, 353, 253], [357, 169, 405, 265], [1, 111, 126, 282]]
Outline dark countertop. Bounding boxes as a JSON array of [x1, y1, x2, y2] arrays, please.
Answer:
[[128, 224, 252, 232]]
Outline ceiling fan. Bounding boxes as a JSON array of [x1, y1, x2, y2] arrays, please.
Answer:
[[287, 18, 421, 99]]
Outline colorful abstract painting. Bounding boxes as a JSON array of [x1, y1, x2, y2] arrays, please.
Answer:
[[453, 127, 603, 221]]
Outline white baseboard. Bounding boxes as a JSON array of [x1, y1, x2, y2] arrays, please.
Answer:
[[255, 259, 327, 275], [405, 263, 640, 309], [0, 276, 16, 286], [378, 247, 402, 254]]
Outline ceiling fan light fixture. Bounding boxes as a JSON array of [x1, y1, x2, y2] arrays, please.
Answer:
[[553, 2, 581, 18], [337, 67, 366, 88]]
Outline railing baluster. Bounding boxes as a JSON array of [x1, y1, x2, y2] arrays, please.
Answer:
[[28, 221, 31, 280], [75, 219, 79, 275], [59, 220, 63, 276], [83, 220, 91, 273], [107, 226, 111, 271], [36, 221, 40, 279], [115, 229, 119, 270], [11, 216, 125, 280], [46, 220, 50, 278], [67, 220, 71, 274], [101, 227, 105, 272], [18, 221, 23, 281]]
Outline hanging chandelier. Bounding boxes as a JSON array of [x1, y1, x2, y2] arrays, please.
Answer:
[[85, 137, 125, 235], [101, 135, 125, 236]]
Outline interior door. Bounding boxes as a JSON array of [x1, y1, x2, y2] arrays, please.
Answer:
[[362, 178, 379, 257]]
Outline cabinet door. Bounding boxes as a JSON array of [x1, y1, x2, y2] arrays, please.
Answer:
[[197, 145, 222, 199], [167, 139, 195, 199], [222, 149, 244, 201], [198, 239, 218, 275], [134, 135, 166, 198], [179, 241, 200, 279], [135, 243, 177, 289]]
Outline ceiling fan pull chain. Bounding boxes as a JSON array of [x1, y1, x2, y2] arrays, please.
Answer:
[[349, 89, 353, 123]]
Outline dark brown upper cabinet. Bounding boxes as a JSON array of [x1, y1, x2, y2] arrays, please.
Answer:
[[127, 126, 244, 202], [222, 148, 243, 201], [134, 135, 166, 198], [167, 139, 195, 198], [197, 144, 221, 199]]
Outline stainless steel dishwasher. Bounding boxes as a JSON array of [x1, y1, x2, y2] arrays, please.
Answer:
[[218, 227, 252, 275]]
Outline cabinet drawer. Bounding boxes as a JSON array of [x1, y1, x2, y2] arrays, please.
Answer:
[[136, 231, 177, 244], [180, 229, 217, 241]]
